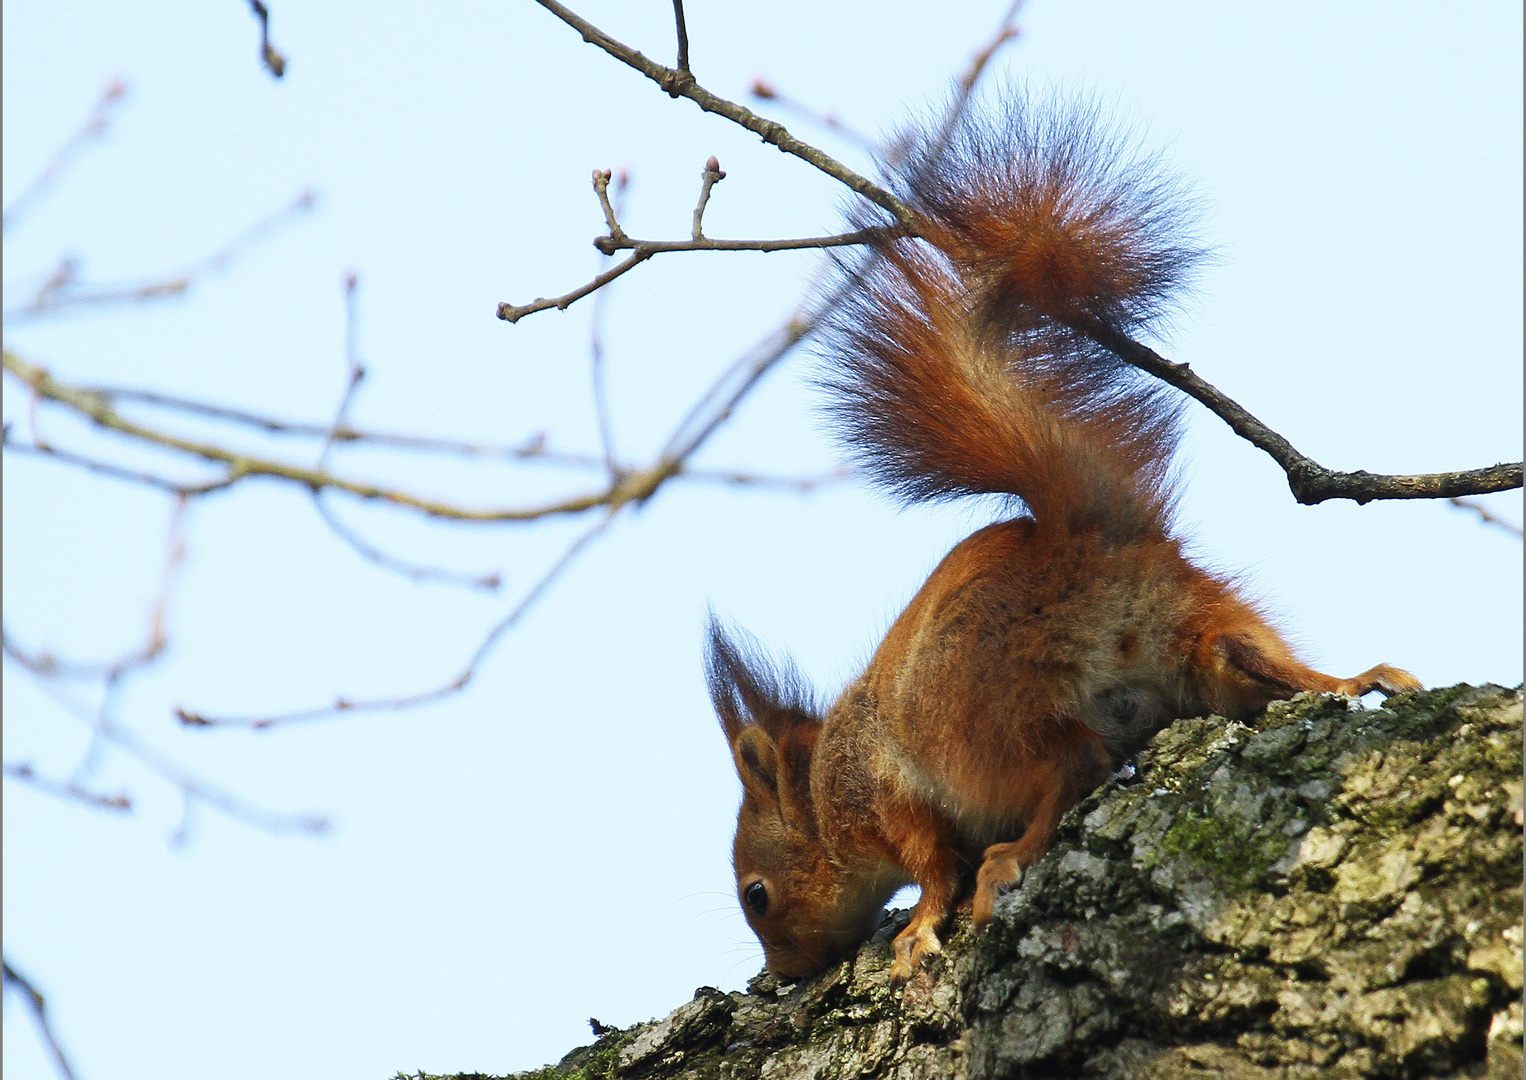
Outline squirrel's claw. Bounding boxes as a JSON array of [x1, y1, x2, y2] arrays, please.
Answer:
[[888, 922, 942, 986]]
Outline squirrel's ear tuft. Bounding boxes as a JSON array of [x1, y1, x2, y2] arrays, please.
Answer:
[[705, 614, 820, 744]]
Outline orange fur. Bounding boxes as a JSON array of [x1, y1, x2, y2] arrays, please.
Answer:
[[710, 93, 1420, 985]]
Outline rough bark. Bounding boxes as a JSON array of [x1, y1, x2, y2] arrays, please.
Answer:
[[399, 683, 1524, 1080]]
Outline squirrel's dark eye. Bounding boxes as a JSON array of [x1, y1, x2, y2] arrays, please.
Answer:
[[743, 881, 769, 916]]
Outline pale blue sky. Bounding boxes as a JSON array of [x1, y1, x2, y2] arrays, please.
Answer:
[[4, 2, 1520, 1078]]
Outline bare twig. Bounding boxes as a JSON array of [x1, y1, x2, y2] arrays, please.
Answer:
[[532, 0, 921, 226], [0, 501, 188, 687], [4, 761, 132, 812], [671, 0, 691, 74], [3, 959, 79, 1080], [3, 634, 328, 834], [304, 276, 503, 588], [958, 2, 1024, 97], [749, 78, 881, 158], [248, 0, 287, 78], [310, 500, 504, 589], [1450, 497, 1524, 538], [179, 507, 622, 728], [498, 247, 654, 323], [7, 190, 316, 324], [590, 170, 631, 478], [691, 156, 726, 240], [2, 434, 234, 496], [3, 77, 127, 234], [597, 226, 895, 258], [319, 272, 367, 469], [590, 168, 628, 243], [498, 225, 896, 322]]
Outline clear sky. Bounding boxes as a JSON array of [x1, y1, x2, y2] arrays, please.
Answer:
[[3, 2, 1520, 1078]]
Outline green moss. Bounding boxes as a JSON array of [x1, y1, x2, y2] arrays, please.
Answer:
[[1159, 806, 1287, 894]]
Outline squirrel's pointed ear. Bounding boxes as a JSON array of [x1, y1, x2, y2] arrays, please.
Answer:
[[705, 614, 819, 743], [732, 726, 780, 803]]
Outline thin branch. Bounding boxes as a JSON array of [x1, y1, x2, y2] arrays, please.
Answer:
[[304, 277, 502, 587], [1083, 321, 1524, 505], [691, 156, 726, 240], [596, 225, 894, 257], [3, 77, 128, 234], [0, 501, 189, 687], [590, 170, 631, 478], [5, 350, 623, 522], [749, 4, 1024, 171], [659, 311, 816, 464], [248, 0, 288, 78], [3, 959, 79, 1080], [497, 246, 654, 323], [173, 285, 844, 731], [179, 507, 621, 729], [749, 79, 881, 158], [6, 407, 825, 491], [7, 190, 316, 324], [4, 761, 132, 812], [499, 225, 896, 323], [2, 434, 235, 496], [5, 638, 330, 833], [671, 0, 691, 74], [45, 386, 596, 461], [1449, 497, 1524, 538], [310, 499, 504, 589], [532, 0, 921, 227], [590, 168, 628, 243], [958, 2, 1025, 97], [319, 272, 367, 469]]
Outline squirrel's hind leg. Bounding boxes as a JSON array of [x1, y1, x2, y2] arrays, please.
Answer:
[[971, 786, 1066, 926], [971, 735, 1110, 925], [1216, 631, 1422, 706], [1332, 664, 1423, 698]]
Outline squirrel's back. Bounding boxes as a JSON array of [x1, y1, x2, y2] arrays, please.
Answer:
[[818, 92, 1206, 542]]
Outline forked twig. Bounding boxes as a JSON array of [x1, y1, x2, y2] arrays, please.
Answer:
[[3, 78, 128, 234]]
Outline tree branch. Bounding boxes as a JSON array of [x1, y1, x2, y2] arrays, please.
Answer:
[[532, 0, 921, 227], [1084, 321, 1524, 504], [1449, 497, 1524, 538], [3, 959, 79, 1080], [178, 507, 621, 729], [4, 761, 132, 812], [498, 224, 895, 323], [3, 78, 127, 235], [5, 350, 625, 522]]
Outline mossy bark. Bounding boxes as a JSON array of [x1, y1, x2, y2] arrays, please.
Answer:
[[400, 684, 1523, 1080]]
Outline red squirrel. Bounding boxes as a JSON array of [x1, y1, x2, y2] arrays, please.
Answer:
[[707, 94, 1421, 985]]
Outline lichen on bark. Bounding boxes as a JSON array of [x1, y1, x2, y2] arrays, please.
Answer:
[[404, 684, 1523, 1080]]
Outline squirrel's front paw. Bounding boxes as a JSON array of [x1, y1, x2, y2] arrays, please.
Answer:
[[972, 858, 1025, 925], [888, 923, 942, 986]]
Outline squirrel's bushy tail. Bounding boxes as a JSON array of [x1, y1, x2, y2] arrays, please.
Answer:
[[818, 92, 1205, 541]]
